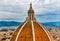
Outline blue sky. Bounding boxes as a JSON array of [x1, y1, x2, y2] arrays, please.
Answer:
[[0, 0, 60, 23]]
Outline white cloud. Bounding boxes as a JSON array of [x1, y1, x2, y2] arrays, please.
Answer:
[[0, 11, 27, 22], [0, 0, 60, 22]]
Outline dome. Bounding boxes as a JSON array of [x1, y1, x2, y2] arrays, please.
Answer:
[[10, 2, 51, 41], [10, 21, 51, 41]]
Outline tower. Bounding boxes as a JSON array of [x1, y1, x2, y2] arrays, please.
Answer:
[[10, 2, 51, 41]]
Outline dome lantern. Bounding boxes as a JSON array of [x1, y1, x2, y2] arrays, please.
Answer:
[[27, 2, 36, 21]]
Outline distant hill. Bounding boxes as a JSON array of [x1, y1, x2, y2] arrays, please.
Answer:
[[0, 21, 22, 26], [41, 22, 60, 26], [0, 21, 60, 26]]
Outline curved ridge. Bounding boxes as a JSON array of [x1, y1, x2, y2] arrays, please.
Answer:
[[31, 21, 36, 41], [15, 21, 27, 41]]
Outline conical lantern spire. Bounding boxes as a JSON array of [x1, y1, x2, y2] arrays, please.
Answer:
[[30, 1, 32, 9]]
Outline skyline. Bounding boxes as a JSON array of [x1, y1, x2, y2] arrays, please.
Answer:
[[0, 0, 60, 23]]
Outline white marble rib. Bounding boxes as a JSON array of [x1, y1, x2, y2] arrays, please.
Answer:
[[37, 23, 52, 41], [15, 21, 27, 41], [31, 21, 35, 41]]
